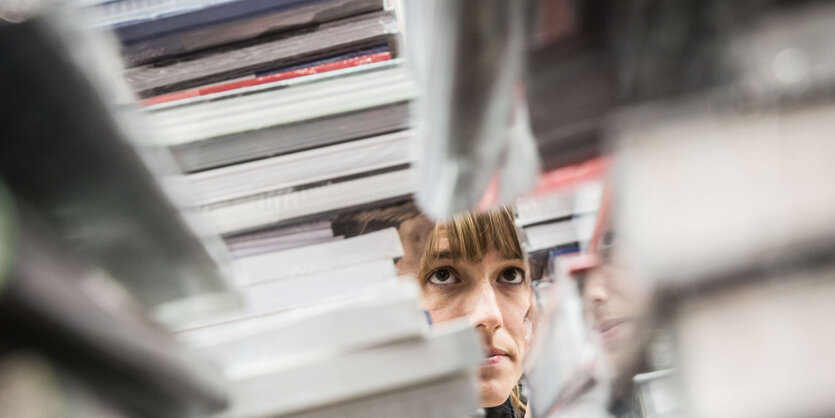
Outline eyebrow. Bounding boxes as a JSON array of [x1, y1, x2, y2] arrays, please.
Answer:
[[435, 251, 454, 259], [431, 250, 523, 262]]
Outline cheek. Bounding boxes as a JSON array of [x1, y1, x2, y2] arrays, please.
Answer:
[[500, 295, 532, 353], [421, 291, 466, 323]]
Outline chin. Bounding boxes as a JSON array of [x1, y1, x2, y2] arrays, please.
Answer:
[[479, 377, 513, 407]]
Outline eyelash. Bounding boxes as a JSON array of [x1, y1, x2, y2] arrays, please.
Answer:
[[426, 267, 459, 286], [425, 266, 525, 286], [498, 267, 525, 285]]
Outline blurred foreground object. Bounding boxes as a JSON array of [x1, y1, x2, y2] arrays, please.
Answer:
[[611, 1, 835, 417], [0, 181, 227, 417], [0, 0, 238, 325], [0, 1, 237, 416], [404, 0, 536, 218], [524, 260, 609, 418], [178, 279, 484, 418]]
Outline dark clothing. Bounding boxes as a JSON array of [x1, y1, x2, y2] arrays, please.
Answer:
[[485, 398, 517, 418]]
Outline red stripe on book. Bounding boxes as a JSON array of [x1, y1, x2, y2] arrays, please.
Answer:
[[529, 157, 609, 196], [142, 52, 392, 106]]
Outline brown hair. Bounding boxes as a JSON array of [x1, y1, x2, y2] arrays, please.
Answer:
[[418, 206, 524, 279]]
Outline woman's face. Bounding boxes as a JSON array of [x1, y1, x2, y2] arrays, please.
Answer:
[[580, 251, 652, 394], [419, 232, 532, 407]]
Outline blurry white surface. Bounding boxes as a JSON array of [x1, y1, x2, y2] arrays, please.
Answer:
[[616, 100, 835, 285], [180, 279, 427, 373], [675, 269, 835, 418], [218, 321, 481, 418]]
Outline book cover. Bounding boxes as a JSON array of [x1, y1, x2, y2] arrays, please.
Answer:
[[118, 0, 384, 66], [124, 10, 398, 96], [142, 47, 391, 105]]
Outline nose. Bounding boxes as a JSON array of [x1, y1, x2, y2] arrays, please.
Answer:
[[583, 271, 609, 306], [468, 281, 503, 336]]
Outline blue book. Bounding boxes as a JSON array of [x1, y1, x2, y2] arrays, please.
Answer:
[[110, 0, 383, 66]]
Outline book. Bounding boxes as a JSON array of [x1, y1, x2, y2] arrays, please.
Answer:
[[145, 60, 414, 172], [185, 130, 413, 206], [174, 102, 410, 172], [144, 55, 400, 110], [100, 0, 380, 44], [110, 0, 385, 66], [235, 227, 403, 285], [239, 258, 399, 316], [142, 48, 391, 105], [522, 214, 596, 252], [204, 168, 414, 235], [145, 59, 410, 145], [218, 321, 482, 418], [177, 279, 428, 369], [276, 371, 480, 418], [124, 10, 399, 96], [224, 218, 337, 259], [515, 180, 603, 227], [227, 226, 338, 258]]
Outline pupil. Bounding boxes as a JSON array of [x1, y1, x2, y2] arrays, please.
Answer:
[[437, 270, 449, 280]]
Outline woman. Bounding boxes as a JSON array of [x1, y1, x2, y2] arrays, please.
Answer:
[[417, 206, 532, 417]]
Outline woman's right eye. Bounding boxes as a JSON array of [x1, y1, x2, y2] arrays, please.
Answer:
[[428, 268, 457, 285]]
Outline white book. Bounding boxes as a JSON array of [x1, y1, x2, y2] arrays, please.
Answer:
[[523, 214, 597, 252], [236, 227, 403, 286], [240, 258, 399, 315], [278, 372, 480, 418], [179, 279, 427, 372], [218, 321, 482, 418], [146, 58, 401, 111], [228, 231, 339, 259], [187, 130, 413, 206], [514, 181, 603, 227], [145, 61, 415, 146], [226, 220, 336, 258], [204, 168, 415, 235], [172, 258, 400, 331]]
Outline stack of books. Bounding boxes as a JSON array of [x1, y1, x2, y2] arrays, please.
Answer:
[[82, 0, 418, 312], [514, 158, 607, 281], [79, 2, 488, 416], [180, 280, 483, 418]]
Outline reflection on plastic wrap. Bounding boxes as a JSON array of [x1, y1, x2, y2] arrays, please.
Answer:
[[674, 269, 835, 418], [610, 4, 835, 416], [404, 0, 534, 218], [524, 256, 609, 418]]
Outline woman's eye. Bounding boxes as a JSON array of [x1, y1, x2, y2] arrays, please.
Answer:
[[428, 268, 457, 285], [498, 267, 524, 284]]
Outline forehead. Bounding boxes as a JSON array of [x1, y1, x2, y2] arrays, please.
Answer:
[[430, 227, 522, 262]]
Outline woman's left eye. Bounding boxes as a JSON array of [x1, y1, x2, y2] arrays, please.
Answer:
[[427, 268, 458, 285], [498, 267, 524, 284]]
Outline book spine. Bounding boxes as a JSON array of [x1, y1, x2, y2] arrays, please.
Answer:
[[118, 0, 384, 66], [142, 51, 390, 105], [114, 0, 319, 43]]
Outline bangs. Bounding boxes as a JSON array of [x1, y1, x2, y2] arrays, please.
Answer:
[[419, 206, 523, 276]]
